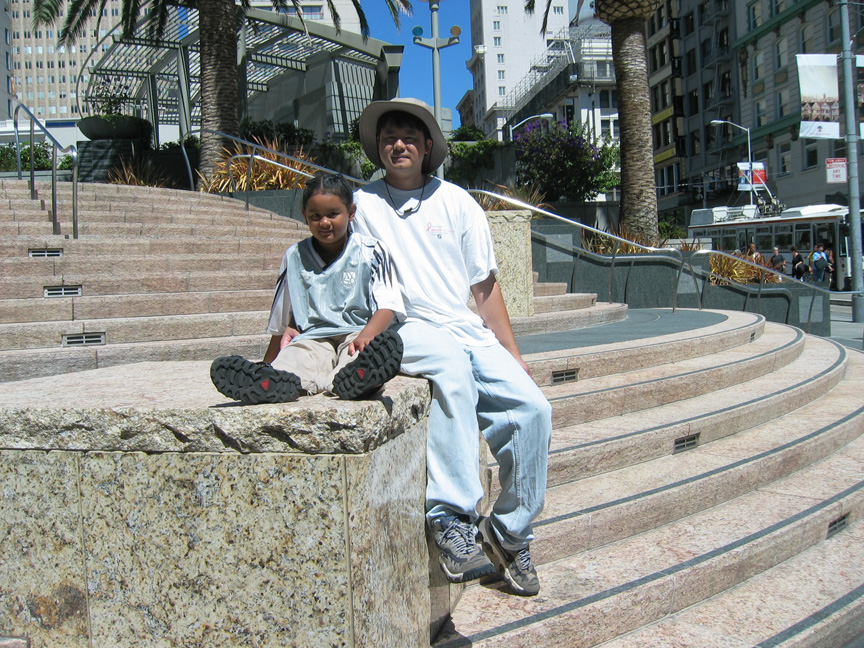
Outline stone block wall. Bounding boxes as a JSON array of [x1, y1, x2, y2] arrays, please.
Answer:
[[0, 364, 433, 648]]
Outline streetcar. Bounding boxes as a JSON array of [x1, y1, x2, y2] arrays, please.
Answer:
[[688, 203, 857, 289]]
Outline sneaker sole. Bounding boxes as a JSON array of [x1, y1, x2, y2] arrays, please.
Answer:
[[210, 356, 301, 404], [332, 330, 403, 399], [438, 556, 497, 584], [478, 517, 539, 596]]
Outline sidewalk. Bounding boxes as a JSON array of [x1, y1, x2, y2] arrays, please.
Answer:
[[829, 297, 864, 351]]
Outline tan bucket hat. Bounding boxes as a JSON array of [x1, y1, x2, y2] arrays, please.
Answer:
[[358, 98, 447, 175]]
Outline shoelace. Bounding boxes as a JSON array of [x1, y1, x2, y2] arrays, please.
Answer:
[[441, 520, 477, 555], [515, 546, 533, 572]]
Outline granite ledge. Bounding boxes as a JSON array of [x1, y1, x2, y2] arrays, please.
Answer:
[[0, 361, 431, 454]]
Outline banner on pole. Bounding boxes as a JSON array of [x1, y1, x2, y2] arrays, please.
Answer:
[[857, 55, 864, 138], [737, 162, 767, 191], [797, 54, 841, 139]]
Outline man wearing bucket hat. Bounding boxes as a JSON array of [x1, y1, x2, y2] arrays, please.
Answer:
[[352, 98, 552, 596]]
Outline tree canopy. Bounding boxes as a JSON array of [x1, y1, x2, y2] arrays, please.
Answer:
[[514, 120, 619, 203]]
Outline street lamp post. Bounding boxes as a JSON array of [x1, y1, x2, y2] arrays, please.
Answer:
[[412, 0, 460, 179], [509, 113, 555, 141], [710, 119, 753, 206]]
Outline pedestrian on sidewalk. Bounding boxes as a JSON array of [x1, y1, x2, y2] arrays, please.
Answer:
[[353, 98, 552, 596]]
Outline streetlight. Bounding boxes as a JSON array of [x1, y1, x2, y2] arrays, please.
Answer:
[[710, 119, 753, 206], [413, 0, 461, 179], [509, 113, 555, 141]]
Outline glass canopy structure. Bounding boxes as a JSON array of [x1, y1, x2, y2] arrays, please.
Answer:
[[79, 6, 403, 144]]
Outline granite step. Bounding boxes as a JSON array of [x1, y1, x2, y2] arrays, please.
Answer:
[[509, 302, 628, 336], [435, 365, 864, 646], [68, 221, 297, 238], [523, 310, 765, 387], [532, 293, 596, 313], [0, 334, 271, 381], [601, 518, 864, 647], [0, 269, 281, 299], [0, 235, 300, 259], [0, 311, 268, 351], [540, 330, 843, 491], [0, 290, 275, 323], [540, 322, 811, 429], [530, 338, 856, 566], [0, 253, 283, 278], [532, 281, 568, 297]]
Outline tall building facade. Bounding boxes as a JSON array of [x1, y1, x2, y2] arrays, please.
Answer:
[[464, 0, 570, 140], [7, 0, 362, 123], [650, 0, 864, 227]]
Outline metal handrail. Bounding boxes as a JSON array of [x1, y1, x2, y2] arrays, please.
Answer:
[[688, 249, 864, 333], [180, 129, 367, 205], [12, 101, 80, 238], [469, 190, 687, 311]]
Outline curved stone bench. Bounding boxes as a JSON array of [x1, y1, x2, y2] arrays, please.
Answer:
[[0, 362, 433, 648]]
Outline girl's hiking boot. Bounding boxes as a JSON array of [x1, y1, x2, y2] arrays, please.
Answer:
[[210, 356, 301, 404], [332, 330, 403, 399]]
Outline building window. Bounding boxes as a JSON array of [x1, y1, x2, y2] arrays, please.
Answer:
[[493, 20, 500, 30], [827, 8, 841, 43], [684, 12, 695, 34], [599, 89, 617, 108], [498, 86, 506, 96], [802, 139, 818, 169], [769, 0, 785, 17], [753, 50, 765, 81], [691, 129, 701, 155], [689, 89, 699, 114], [777, 142, 792, 175], [686, 49, 697, 76], [497, 53, 504, 63], [496, 5, 508, 14], [774, 36, 788, 69], [747, 2, 761, 30], [553, 5, 564, 14], [800, 23, 814, 53], [493, 37, 501, 46], [755, 99, 767, 127], [498, 70, 505, 79], [777, 88, 790, 118]]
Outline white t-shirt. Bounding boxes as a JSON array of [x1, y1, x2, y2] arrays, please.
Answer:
[[353, 177, 498, 346], [266, 233, 404, 340]]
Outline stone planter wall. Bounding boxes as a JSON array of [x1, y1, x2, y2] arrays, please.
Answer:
[[0, 364, 436, 648]]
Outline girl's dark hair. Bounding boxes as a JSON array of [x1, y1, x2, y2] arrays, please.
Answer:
[[302, 173, 354, 210]]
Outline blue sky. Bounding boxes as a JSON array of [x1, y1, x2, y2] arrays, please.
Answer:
[[362, 1, 474, 127]]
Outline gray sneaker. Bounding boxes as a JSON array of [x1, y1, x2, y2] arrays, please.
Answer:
[[478, 516, 540, 596], [432, 516, 496, 583]]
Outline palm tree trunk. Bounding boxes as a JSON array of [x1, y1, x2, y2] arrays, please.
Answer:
[[611, 17, 658, 242], [197, 0, 240, 183]]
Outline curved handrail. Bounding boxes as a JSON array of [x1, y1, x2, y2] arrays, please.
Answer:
[[12, 101, 80, 238], [688, 249, 864, 333], [469, 189, 687, 311]]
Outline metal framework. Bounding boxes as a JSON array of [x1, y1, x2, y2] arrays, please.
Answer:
[[78, 6, 403, 144]]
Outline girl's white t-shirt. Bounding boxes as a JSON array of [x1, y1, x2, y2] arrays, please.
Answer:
[[353, 177, 499, 346]]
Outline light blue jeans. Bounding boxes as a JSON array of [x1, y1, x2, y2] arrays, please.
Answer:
[[396, 320, 552, 550]]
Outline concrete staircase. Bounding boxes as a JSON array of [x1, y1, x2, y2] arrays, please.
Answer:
[[3, 180, 862, 646], [433, 310, 864, 647], [0, 180, 618, 382]]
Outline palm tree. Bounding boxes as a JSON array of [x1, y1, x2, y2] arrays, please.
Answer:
[[33, 0, 410, 183], [527, 0, 661, 241]]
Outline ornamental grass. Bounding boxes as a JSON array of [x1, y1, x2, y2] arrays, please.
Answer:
[[200, 136, 318, 193]]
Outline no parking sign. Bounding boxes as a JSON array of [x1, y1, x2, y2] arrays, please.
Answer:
[[826, 158, 847, 183]]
